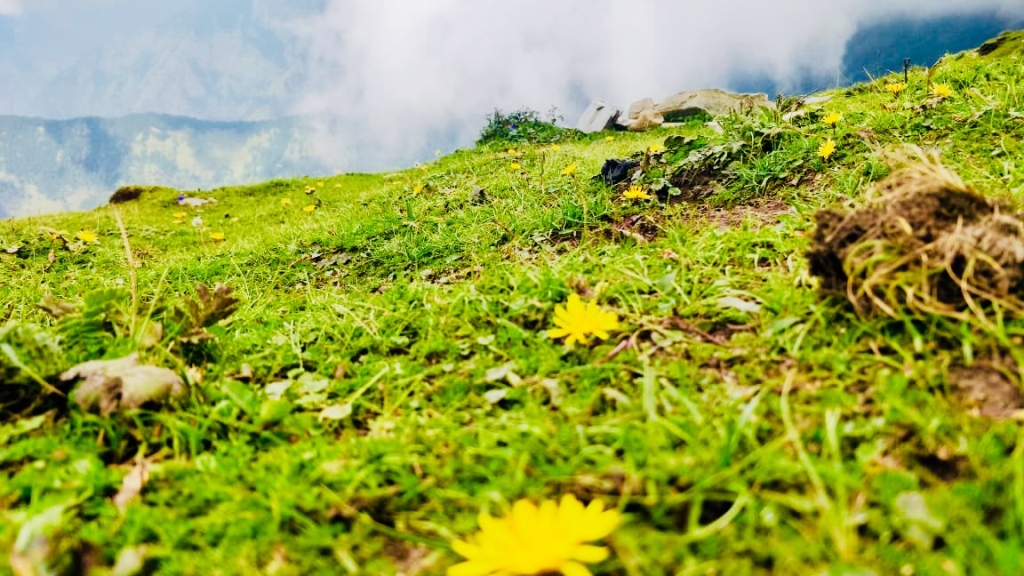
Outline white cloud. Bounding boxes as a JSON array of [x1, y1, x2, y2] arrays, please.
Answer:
[[295, 0, 1024, 170], [0, 0, 22, 16]]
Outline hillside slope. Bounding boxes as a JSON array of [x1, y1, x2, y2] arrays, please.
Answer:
[[1, 32, 1024, 575], [0, 114, 331, 219]]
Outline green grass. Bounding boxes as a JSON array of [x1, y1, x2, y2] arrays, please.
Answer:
[[3, 38, 1024, 575]]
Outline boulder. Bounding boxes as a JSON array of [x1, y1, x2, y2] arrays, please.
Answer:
[[655, 89, 774, 121], [627, 98, 656, 119], [616, 98, 662, 131], [575, 100, 623, 134], [624, 109, 665, 132]]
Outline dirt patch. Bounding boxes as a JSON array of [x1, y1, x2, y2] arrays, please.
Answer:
[[704, 197, 792, 230], [949, 364, 1022, 419], [807, 153, 1024, 319], [610, 213, 661, 243]]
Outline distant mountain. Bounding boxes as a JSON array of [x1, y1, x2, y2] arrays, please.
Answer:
[[731, 10, 1024, 95], [0, 114, 331, 218], [841, 11, 1024, 82], [33, 0, 324, 121]]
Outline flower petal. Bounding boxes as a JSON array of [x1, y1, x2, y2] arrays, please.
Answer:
[[571, 545, 610, 563], [559, 561, 593, 576], [452, 539, 483, 560], [447, 560, 496, 576]]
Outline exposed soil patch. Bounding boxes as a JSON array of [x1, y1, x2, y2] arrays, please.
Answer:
[[609, 213, 661, 243], [704, 197, 793, 230], [949, 364, 1022, 419], [808, 156, 1024, 318]]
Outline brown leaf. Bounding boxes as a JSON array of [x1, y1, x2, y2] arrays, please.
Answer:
[[113, 458, 151, 512], [37, 295, 78, 319], [61, 354, 186, 415], [181, 283, 239, 330]]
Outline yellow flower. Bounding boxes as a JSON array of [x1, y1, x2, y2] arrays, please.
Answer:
[[622, 185, 652, 200], [548, 293, 619, 347], [818, 138, 837, 161], [932, 83, 953, 99], [551, 144, 562, 152], [822, 112, 842, 126], [604, 136, 614, 142], [280, 198, 293, 206], [316, 181, 324, 187], [648, 144, 665, 153], [448, 495, 620, 576], [560, 163, 578, 176], [511, 162, 522, 170], [507, 148, 520, 156], [304, 204, 316, 213], [885, 82, 907, 97], [210, 232, 226, 242], [413, 184, 425, 195], [76, 230, 98, 243], [173, 211, 186, 219]]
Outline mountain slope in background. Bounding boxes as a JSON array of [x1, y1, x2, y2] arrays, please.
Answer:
[[0, 114, 330, 219], [731, 9, 1024, 95], [33, 0, 324, 121]]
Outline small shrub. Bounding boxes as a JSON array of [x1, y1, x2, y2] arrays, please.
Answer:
[[109, 185, 151, 204], [476, 108, 580, 145]]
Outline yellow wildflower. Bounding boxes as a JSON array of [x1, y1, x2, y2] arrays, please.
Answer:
[[551, 144, 562, 152], [560, 163, 578, 176], [413, 184, 425, 195], [280, 198, 292, 206], [304, 204, 316, 213], [77, 230, 98, 243], [818, 138, 837, 161], [210, 232, 226, 242], [604, 136, 614, 142], [173, 211, 186, 219], [932, 83, 953, 99], [885, 82, 907, 97], [648, 144, 665, 153], [448, 495, 620, 576], [511, 162, 522, 170], [548, 293, 619, 347], [822, 112, 842, 126], [507, 148, 520, 156], [622, 185, 652, 200], [316, 181, 324, 187]]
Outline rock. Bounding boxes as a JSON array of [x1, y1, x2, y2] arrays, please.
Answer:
[[177, 196, 217, 207], [575, 100, 623, 134], [655, 89, 774, 121], [625, 109, 665, 132], [627, 98, 656, 119], [616, 98, 656, 129], [597, 159, 639, 186]]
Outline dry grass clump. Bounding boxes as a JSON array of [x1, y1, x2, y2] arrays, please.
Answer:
[[808, 149, 1024, 325]]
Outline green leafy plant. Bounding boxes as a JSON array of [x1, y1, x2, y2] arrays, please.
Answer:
[[476, 108, 579, 145]]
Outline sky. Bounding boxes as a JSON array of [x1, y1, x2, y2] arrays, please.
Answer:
[[1, 0, 1024, 170]]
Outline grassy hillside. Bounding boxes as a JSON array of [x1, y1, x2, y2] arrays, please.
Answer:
[[2, 34, 1024, 575]]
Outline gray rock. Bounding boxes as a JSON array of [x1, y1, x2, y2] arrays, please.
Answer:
[[655, 89, 774, 121], [575, 100, 623, 134]]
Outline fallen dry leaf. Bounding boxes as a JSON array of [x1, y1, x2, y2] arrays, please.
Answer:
[[61, 354, 186, 415]]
